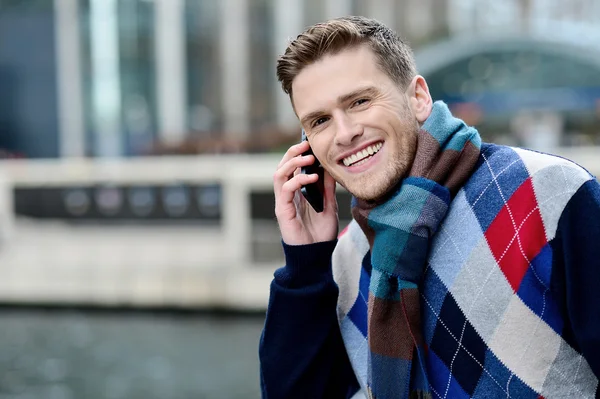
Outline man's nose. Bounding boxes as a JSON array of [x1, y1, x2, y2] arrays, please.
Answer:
[[333, 112, 363, 146]]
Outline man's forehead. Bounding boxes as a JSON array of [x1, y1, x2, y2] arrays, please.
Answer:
[[291, 46, 382, 116]]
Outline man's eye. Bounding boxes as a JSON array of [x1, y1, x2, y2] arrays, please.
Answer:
[[353, 98, 369, 107], [312, 117, 329, 127]]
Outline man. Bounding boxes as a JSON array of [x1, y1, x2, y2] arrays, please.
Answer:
[[259, 16, 600, 399]]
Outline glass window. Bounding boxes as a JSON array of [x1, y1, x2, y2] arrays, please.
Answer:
[[118, 0, 156, 156], [0, 0, 52, 10], [80, 0, 157, 157], [0, 0, 57, 158], [249, 0, 275, 132], [185, 0, 221, 133]]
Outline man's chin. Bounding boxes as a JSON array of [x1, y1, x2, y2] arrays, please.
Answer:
[[346, 181, 398, 203], [344, 171, 406, 203]]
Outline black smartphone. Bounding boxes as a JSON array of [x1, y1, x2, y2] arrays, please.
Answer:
[[300, 130, 325, 213]]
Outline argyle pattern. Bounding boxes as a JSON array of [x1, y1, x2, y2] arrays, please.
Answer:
[[350, 101, 481, 398], [333, 144, 599, 398]]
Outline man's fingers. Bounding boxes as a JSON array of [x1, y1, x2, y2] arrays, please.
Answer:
[[323, 168, 336, 196], [277, 140, 311, 169], [322, 170, 338, 212], [273, 154, 316, 192], [278, 173, 319, 205], [323, 168, 335, 191], [273, 141, 319, 218]]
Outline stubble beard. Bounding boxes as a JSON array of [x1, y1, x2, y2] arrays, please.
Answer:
[[331, 102, 420, 202], [345, 155, 410, 202], [345, 127, 419, 202]]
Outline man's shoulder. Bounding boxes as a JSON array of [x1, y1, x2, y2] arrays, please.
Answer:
[[472, 143, 594, 187], [463, 143, 595, 240]]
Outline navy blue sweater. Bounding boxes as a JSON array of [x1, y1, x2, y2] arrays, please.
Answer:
[[259, 240, 359, 398], [259, 178, 600, 399]]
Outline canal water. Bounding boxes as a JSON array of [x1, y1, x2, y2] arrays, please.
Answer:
[[0, 309, 265, 399]]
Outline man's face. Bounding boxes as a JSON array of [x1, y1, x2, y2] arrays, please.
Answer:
[[292, 45, 420, 201]]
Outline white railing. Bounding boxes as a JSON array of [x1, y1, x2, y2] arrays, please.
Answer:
[[0, 146, 597, 310], [0, 154, 282, 310]]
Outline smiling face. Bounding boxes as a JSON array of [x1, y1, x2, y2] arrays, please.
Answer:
[[292, 44, 425, 201]]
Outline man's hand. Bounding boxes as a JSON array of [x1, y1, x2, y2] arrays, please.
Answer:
[[274, 140, 339, 245]]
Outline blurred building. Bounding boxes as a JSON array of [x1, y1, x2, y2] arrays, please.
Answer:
[[0, 0, 600, 159], [427, 0, 600, 149], [0, 0, 452, 158]]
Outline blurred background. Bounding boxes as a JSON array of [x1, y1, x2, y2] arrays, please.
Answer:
[[0, 0, 599, 397]]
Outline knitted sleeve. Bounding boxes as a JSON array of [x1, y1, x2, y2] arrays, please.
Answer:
[[551, 178, 600, 378], [259, 240, 360, 399]]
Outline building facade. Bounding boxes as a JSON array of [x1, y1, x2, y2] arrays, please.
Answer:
[[1, 0, 454, 158], [1, 0, 599, 158]]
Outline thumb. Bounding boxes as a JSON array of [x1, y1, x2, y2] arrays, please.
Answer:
[[323, 169, 337, 210]]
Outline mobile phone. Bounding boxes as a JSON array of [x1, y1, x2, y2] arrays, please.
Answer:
[[300, 130, 324, 213]]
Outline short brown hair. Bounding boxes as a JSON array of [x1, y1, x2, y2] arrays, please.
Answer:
[[277, 16, 417, 98]]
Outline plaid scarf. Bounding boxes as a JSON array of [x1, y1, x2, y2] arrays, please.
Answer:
[[351, 101, 482, 398]]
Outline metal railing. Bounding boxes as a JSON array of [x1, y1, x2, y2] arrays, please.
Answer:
[[0, 146, 597, 310]]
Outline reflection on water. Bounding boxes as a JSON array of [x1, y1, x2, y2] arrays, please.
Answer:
[[0, 309, 264, 399]]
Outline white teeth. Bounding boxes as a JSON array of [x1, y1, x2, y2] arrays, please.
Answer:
[[342, 142, 383, 167]]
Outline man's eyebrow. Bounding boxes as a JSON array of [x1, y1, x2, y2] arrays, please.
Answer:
[[299, 86, 379, 127], [300, 111, 326, 128], [337, 86, 379, 104]]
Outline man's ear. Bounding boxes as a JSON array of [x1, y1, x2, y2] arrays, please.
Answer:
[[405, 75, 433, 123]]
